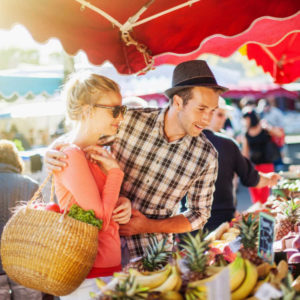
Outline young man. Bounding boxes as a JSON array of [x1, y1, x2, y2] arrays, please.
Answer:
[[201, 98, 280, 230], [45, 60, 226, 261]]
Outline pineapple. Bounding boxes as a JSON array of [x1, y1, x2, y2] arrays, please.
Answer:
[[275, 199, 300, 240], [179, 230, 210, 282], [124, 235, 171, 272], [142, 235, 172, 271], [99, 275, 149, 300], [237, 214, 263, 265]]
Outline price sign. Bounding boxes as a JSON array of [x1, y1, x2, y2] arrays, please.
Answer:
[[258, 212, 275, 264], [205, 267, 230, 300]]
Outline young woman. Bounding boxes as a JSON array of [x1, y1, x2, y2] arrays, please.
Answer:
[[242, 109, 280, 204], [54, 72, 130, 299]]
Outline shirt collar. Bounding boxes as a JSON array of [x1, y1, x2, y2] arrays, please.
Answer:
[[157, 107, 195, 147]]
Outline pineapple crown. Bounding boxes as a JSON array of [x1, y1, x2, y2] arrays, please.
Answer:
[[237, 214, 259, 250], [112, 275, 149, 300], [180, 230, 210, 273], [282, 199, 300, 224], [142, 235, 172, 271]]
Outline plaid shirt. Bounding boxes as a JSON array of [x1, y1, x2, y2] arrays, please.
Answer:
[[111, 107, 218, 259]]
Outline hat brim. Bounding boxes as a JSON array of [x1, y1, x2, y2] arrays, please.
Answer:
[[164, 84, 229, 98]]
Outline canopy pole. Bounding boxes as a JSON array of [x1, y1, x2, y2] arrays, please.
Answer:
[[120, 0, 155, 32], [132, 0, 201, 28], [74, 0, 122, 28], [74, 0, 200, 30]]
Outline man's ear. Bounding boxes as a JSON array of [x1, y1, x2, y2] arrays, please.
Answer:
[[173, 95, 183, 111]]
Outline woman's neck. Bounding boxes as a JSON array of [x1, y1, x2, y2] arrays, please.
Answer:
[[70, 124, 100, 148], [248, 124, 262, 136]]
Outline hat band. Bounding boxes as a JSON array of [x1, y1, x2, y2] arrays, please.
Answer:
[[174, 77, 217, 87]]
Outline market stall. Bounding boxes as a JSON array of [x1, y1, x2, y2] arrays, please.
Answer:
[[0, 2, 300, 299]]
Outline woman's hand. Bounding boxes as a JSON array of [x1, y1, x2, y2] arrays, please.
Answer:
[[44, 142, 69, 172], [112, 197, 132, 224], [83, 145, 120, 172]]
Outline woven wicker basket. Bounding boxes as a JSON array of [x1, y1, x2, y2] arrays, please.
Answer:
[[0, 174, 99, 296]]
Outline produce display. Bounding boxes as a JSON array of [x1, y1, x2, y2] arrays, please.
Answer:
[[90, 213, 300, 300], [272, 179, 300, 198]]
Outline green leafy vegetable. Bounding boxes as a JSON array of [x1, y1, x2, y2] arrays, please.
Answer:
[[67, 204, 103, 229]]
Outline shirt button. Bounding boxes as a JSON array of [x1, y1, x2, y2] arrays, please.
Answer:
[[156, 160, 159, 164], [147, 180, 150, 183]]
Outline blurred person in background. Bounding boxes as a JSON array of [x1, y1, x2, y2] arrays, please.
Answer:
[[242, 110, 281, 204], [240, 96, 257, 111], [258, 97, 284, 129], [202, 99, 280, 230], [0, 139, 43, 300], [9, 125, 31, 150], [257, 98, 285, 171]]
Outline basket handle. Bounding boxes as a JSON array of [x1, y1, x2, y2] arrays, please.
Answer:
[[27, 172, 72, 223], [27, 173, 55, 207]]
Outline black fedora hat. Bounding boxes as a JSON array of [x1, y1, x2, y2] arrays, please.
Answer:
[[164, 60, 228, 98]]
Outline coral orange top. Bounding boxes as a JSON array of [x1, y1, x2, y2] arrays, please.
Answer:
[[54, 145, 124, 277]]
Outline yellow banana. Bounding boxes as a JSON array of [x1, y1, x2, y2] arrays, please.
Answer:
[[173, 264, 182, 292], [186, 285, 207, 300], [151, 265, 180, 292], [206, 265, 225, 277], [95, 277, 119, 293], [160, 291, 184, 300], [231, 259, 258, 300], [228, 253, 246, 291], [129, 264, 171, 289]]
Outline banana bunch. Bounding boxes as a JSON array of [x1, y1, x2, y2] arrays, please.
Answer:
[[95, 263, 182, 298], [230, 258, 258, 300], [128, 263, 182, 293], [185, 253, 247, 300], [185, 252, 258, 300]]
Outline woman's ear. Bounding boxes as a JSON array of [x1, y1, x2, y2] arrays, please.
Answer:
[[173, 95, 183, 111], [81, 104, 93, 120]]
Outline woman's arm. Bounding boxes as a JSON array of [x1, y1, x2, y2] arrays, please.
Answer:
[[56, 146, 123, 230]]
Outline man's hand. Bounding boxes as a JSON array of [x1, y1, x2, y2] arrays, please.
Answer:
[[264, 172, 281, 187], [119, 209, 149, 236], [257, 172, 281, 188], [113, 197, 132, 224]]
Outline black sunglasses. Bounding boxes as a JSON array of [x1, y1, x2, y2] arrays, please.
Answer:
[[94, 104, 127, 118]]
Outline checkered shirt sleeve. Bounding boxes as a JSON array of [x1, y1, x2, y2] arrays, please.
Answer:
[[112, 108, 218, 259]]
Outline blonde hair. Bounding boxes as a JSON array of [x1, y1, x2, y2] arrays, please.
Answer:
[[0, 139, 24, 173], [62, 72, 120, 121]]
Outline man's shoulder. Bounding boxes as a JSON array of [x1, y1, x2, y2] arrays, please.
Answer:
[[122, 107, 162, 129], [126, 107, 162, 118], [194, 133, 218, 158]]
